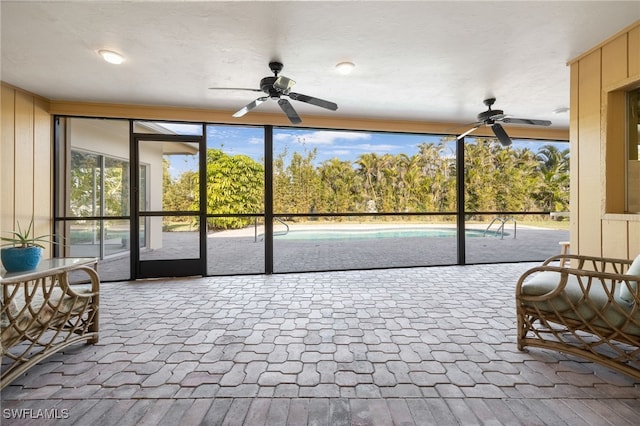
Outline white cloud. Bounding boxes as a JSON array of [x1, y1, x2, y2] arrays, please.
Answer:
[[275, 130, 371, 146], [329, 149, 352, 156], [348, 143, 397, 153]]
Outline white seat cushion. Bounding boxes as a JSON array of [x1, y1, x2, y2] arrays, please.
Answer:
[[619, 255, 640, 304]]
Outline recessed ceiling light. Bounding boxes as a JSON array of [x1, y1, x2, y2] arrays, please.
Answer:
[[336, 61, 355, 75], [98, 49, 124, 65]]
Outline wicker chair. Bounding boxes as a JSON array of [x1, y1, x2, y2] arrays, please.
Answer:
[[516, 254, 640, 380], [1, 262, 99, 389]]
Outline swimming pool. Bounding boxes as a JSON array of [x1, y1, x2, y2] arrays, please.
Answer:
[[273, 227, 493, 241]]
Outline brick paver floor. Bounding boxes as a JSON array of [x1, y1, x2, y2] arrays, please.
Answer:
[[2, 263, 639, 425]]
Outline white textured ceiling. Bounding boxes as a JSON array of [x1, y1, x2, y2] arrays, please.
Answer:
[[2, 1, 639, 130]]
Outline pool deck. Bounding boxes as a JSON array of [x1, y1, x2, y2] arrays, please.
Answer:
[[96, 224, 569, 280]]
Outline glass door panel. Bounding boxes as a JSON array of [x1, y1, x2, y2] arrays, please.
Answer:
[[133, 135, 205, 278], [139, 216, 200, 261]]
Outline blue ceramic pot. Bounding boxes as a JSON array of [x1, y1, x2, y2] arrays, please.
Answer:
[[1, 246, 43, 272]]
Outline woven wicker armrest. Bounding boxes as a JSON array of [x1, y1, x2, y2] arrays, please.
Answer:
[[516, 255, 640, 381], [1, 259, 100, 389], [542, 253, 634, 274], [59, 265, 101, 296]]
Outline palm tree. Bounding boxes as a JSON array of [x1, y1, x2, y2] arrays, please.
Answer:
[[535, 145, 570, 211], [355, 153, 380, 207], [536, 145, 569, 175], [318, 158, 362, 212]]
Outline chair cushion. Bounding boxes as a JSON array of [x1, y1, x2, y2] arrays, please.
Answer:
[[521, 271, 640, 337], [619, 255, 640, 304]]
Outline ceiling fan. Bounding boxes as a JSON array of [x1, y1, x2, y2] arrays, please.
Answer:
[[457, 98, 552, 146], [209, 61, 338, 124]]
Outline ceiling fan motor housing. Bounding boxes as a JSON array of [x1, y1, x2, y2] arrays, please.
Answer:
[[477, 98, 504, 122], [260, 76, 280, 97], [477, 109, 504, 122]]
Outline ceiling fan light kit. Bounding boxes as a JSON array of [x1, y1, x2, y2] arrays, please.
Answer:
[[457, 98, 552, 146], [210, 61, 338, 124]]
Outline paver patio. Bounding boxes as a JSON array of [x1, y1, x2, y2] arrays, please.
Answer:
[[2, 262, 639, 425]]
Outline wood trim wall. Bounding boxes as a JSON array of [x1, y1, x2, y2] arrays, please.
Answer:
[[569, 20, 640, 259], [0, 85, 53, 256]]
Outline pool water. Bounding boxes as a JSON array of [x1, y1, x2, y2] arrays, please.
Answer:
[[274, 228, 494, 241]]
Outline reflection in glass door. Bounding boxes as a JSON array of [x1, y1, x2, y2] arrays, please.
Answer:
[[132, 135, 206, 278]]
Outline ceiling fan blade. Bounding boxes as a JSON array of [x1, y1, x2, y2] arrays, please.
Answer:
[[288, 92, 338, 111], [278, 98, 302, 124], [209, 87, 263, 92], [232, 97, 268, 118], [456, 124, 481, 140], [502, 117, 552, 126], [491, 123, 512, 146]]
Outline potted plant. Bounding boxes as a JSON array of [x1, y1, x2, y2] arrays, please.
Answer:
[[1, 220, 53, 272]]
